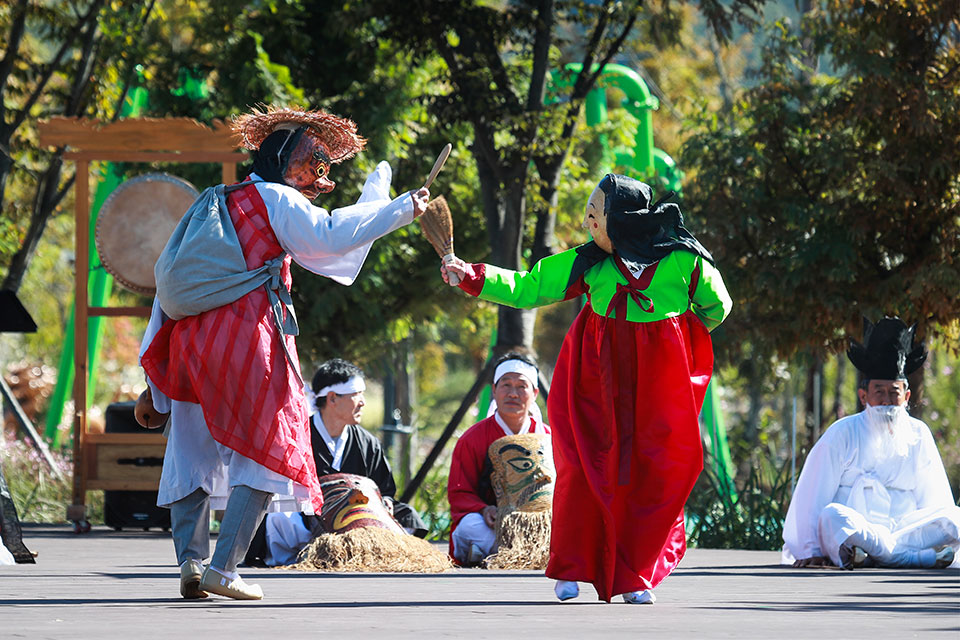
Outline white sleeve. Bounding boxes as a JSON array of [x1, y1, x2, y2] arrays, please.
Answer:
[[781, 422, 847, 563], [912, 421, 956, 509], [260, 161, 415, 285], [138, 298, 171, 414]]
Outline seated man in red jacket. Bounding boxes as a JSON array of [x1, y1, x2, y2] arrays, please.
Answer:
[[447, 352, 550, 565]]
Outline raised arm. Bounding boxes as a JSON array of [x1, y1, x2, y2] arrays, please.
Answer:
[[263, 162, 427, 282], [443, 248, 583, 310]]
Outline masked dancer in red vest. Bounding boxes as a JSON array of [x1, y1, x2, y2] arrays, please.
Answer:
[[138, 106, 428, 600], [442, 174, 732, 603]]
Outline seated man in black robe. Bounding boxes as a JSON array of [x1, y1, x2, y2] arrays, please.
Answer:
[[245, 359, 427, 566]]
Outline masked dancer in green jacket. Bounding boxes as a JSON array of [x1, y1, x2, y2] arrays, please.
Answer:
[[441, 174, 732, 604]]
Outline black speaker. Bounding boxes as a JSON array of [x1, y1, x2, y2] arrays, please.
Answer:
[[103, 401, 170, 531]]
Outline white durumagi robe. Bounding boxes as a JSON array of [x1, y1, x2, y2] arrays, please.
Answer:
[[782, 411, 960, 566], [141, 162, 413, 510]]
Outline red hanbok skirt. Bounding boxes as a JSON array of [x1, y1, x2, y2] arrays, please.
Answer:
[[545, 307, 713, 601]]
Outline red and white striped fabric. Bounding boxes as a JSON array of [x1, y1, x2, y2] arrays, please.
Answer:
[[142, 181, 322, 512]]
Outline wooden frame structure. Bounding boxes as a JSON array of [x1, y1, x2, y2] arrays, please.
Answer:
[[36, 117, 246, 525]]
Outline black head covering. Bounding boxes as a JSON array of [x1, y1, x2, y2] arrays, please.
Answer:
[[567, 174, 715, 287], [847, 316, 927, 381], [251, 126, 307, 184]]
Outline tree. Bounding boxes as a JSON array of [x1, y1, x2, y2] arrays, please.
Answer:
[[344, 0, 766, 354], [682, 0, 960, 365], [0, 0, 161, 292]]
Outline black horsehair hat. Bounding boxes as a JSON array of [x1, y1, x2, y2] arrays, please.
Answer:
[[847, 316, 927, 381]]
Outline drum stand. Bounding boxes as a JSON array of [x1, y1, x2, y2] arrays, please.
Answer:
[[37, 117, 246, 532]]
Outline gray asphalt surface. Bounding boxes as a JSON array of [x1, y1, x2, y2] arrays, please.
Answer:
[[1, 524, 957, 639]]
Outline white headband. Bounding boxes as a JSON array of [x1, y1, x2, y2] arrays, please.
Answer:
[[494, 360, 539, 387], [305, 376, 366, 415], [318, 376, 366, 399]]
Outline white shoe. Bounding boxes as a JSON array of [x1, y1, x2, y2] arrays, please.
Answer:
[[840, 544, 868, 570], [554, 580, 579, 601], [622, 589, 656, 604], [179, 559, 207, 599], [199, 567, 263, 600]]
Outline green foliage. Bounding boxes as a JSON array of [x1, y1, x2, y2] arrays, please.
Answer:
[[686, 452, 791, 550], [682, 2, 960, 363], [409, 463, 452, 542], [1, 433, 103, 524], [917, 338, 960, 497]]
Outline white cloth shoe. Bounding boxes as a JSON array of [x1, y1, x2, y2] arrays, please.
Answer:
[[554, 580, 579, 601], [199, 567, 263, 600], [179, 559, 207, 599], [622, 590, 656, 604]]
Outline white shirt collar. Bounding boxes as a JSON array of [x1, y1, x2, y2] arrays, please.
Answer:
[[313, 413, 350, 471], [494, 411, 534, 437]]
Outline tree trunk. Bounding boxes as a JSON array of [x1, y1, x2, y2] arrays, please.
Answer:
[[473, 136, 538, 351], [394, 337, 417, 489]]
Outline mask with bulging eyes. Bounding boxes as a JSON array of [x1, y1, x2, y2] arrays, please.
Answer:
[[487, 433, 555, 513], [282, 129, 336, 199], [317, 473, 405, 535]]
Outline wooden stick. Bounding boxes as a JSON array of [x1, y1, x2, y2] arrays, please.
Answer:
[[423, 143, 452, 189]]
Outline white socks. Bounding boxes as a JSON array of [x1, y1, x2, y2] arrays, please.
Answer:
[[208, 565, 239, 582]]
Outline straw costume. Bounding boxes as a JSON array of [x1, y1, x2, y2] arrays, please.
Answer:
[[139, 106, 426, 600], [443, 174, 732, 602], [483, 432, 555, 570], [245, 360, 428, 568], [447, 356, 551, 566], [290, 473, 451, 573]]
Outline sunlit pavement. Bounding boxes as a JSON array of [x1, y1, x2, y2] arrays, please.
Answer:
[[2, 524, 957, 639]]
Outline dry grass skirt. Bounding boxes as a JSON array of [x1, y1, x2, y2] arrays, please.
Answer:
[[290, 527, 453, 573], [485, 509, 551, 570]]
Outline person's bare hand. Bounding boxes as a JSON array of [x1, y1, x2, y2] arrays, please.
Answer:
[[135, 387, 169, 429], [793, 556, 834, 568], [410, 187, 430, 218], [440, 256, 468, 286], [482, 505, 497, 528]]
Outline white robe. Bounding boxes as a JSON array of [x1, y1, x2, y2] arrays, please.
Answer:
[[140, 162, 413, 510], [782, 410, 960, 567], [263, 415, 346, 566]]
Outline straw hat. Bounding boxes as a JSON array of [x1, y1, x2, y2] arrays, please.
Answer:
[[231, 105, 366, 162]]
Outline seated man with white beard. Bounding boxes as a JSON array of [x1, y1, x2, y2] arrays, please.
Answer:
[[782, 317, 960, 570]]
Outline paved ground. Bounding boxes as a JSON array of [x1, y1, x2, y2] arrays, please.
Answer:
[[1, 524, 957, 639]]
